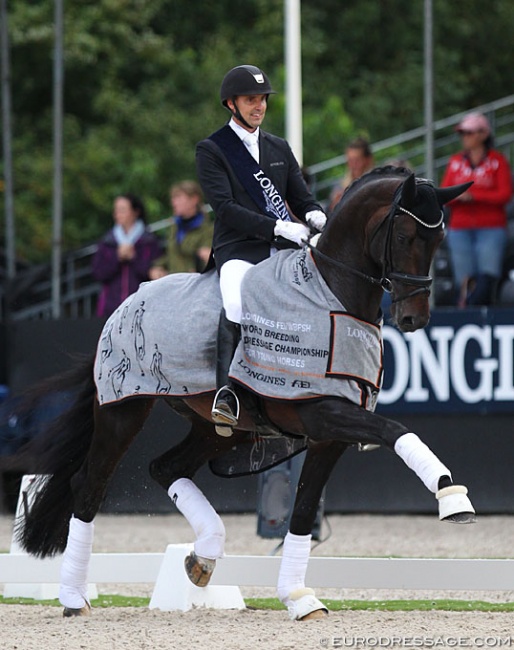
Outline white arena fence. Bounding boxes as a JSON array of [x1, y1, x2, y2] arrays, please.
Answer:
[[2, 551, 514, 591]]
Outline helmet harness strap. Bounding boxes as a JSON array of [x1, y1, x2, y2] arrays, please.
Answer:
[[229, 96, 268, 131]]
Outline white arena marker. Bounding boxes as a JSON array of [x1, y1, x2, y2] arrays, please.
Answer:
[[149, 544, 245, 612]]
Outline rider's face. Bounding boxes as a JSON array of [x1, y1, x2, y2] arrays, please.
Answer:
[[229, 94, 267, 131]]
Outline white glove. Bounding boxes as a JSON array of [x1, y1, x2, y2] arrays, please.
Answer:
[[274, 220, 310, 246], [305, 210, 327, 232], [309, 232, 321, 248]]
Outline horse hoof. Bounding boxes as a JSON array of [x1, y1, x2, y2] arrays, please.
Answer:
[[285, 588, 329, 621], [63, 603, 91, 617], [436, 485, 475, 522], [300, 608, 329, 621], [184, 551, 216, 587], [443, 511, 477, 524]]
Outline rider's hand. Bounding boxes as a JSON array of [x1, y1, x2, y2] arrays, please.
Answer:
[[274, 220, 310, 246], [305, 210, 327, 232]]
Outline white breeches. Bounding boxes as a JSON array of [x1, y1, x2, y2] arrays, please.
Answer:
[[219, 259, 254, 324]]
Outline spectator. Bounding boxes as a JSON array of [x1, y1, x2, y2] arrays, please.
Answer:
[[440, 112, 513, 307], [328, 136, 375, 212], [149, 180, 213, 279], [92, 193, 162, 318]]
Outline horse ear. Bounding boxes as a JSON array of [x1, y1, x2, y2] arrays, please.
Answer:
[[435, 181, 473, 207], [398, 173, 417, 208]]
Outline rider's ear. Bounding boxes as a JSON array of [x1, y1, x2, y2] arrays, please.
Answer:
[[398, 173, 417, 208], [435, 181, 474, 207]]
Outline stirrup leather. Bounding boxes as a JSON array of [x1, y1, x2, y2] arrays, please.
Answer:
[[211, 386, 240, 426]]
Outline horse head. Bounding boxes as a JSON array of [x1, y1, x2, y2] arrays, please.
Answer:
[[380, 172, 472, 331], [315, 166, 472, 332]]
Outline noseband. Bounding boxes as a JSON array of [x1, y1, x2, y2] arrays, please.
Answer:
[[310, 196, 444, 304]]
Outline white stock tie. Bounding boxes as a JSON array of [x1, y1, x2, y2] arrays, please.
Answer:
[[244, 133, 259, 163]]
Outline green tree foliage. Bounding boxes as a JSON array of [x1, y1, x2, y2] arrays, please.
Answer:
[[1, 0, 513, 262]]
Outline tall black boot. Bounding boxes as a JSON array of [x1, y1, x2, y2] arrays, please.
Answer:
[[211, 310, 241, 428]]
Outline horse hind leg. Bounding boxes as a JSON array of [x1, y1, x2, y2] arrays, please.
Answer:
[[170, 477, 223, 587], [394, 432, 476, 523], [60, 398, 154, 616], [149, 415, 241, 587]]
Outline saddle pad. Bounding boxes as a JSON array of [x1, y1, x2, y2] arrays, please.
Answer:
[[229, 249, 383, 411]]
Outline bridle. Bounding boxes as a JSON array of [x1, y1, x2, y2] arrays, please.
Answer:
[[309, 191, 444, 304]]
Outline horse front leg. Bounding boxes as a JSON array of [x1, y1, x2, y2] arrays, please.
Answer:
[[61, 398, 154, 617], [393, 432, 476, 523], [277, 439, 348, 621], [299, 398, 476, 524]]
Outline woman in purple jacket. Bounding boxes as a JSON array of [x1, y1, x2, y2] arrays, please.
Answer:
[[92, 193, 162, 318]]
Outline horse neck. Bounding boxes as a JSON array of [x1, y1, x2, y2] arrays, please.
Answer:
[[316, 204, 385, 322]]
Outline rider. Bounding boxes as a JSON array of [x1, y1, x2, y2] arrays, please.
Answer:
[[196, 64, 327, 429]]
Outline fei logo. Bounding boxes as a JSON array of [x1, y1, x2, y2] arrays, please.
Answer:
[[292, 380, 311, 388]]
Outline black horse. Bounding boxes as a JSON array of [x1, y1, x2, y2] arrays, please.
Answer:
[[12, 166, 475, 621]]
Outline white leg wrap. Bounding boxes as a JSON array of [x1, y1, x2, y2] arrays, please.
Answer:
[[59, 516, 94, 609], [277, 532, 312, 604], [436, 485, 475, 520], [394, 432, 452, 494], [168, 478, 225, 560]]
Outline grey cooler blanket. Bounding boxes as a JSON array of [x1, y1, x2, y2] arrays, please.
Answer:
[[230, 248, 383, 411], [95, 271, 220, 405], [95, 249, 383, 411]]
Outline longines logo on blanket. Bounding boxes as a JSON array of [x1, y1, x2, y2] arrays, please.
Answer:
[[345, 324, 382, 350]]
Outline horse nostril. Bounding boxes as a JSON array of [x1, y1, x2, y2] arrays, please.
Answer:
[[400, 315, 416, 331]]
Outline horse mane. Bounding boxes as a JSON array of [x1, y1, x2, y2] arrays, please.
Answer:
[[344, 165, 412, 198]]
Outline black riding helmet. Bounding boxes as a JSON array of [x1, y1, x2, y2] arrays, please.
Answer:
[[220, 65, 277, 108]]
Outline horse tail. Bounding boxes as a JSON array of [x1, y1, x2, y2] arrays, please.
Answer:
[[11, 354, 97, 558]]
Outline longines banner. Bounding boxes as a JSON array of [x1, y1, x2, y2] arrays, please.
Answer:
[[377, 308, 514, 415]]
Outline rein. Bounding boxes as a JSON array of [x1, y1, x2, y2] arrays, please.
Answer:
[[309, 198, 444, 304]]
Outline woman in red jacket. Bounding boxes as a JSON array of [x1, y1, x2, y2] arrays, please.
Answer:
[[441, 112, 513, 306]]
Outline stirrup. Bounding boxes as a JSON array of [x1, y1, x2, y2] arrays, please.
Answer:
[[211, 386, 240, 427]]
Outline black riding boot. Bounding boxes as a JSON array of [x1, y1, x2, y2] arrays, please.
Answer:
[[211, 311, 241, 428]]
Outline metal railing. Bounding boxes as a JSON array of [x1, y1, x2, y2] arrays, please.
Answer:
[[309, 94, 514, 203], [0, 218, 171, 322], [2, 95, 514, 321]]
